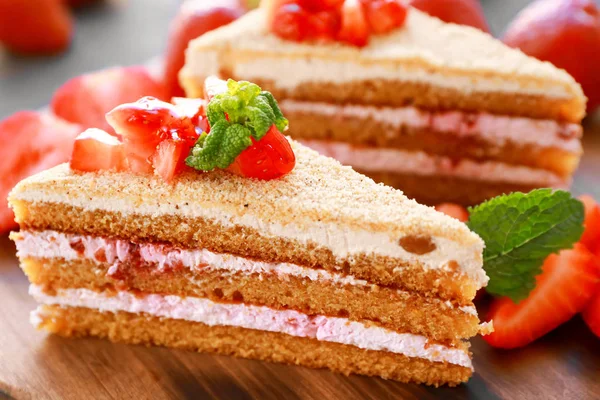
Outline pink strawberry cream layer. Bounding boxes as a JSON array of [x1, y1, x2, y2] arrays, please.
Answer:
[[14, 230, 478, 317], [29, 285, 472, 368], [280, 100, 582, 152], [301, 140, 568, 187]]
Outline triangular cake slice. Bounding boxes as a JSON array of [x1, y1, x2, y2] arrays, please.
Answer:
[[180, 7, 585, 206], [180, 8, 585, 122], [10, 140, 487, 386]]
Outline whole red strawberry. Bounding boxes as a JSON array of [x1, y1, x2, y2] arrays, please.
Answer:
[[51, 66, 168, 135], [163, 0, 245, 97], [0, 0, 73, 54], [503, 0, 600, 112], [408, 0, 490, 32], [0, 111, 81, 232]]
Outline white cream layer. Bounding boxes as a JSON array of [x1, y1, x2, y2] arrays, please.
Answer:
[[13, 230, 479, 317], [301, 140, 567, 188], [13, 187, 488, 289], [280, 100, 582, 153], [188, 50, 572, 100], [29, 285, 472, 368]]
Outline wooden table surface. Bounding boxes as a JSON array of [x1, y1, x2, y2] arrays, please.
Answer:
[[1, 1, 600, 399]]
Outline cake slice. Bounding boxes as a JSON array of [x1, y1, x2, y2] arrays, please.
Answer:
[[9, 78, 488, 386], [180, 4, 586, 205]]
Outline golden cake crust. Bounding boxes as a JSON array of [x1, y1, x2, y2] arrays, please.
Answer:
[[35, 305, 473, 386]]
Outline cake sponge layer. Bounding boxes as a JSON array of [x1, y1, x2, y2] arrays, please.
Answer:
[[12, 200, 480, 302], [34, 305, 473, 386], [21, 256, 481, 341], [284, 105, 581, 178]]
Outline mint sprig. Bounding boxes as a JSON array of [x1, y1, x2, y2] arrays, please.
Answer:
[[468, 189, 584, 302], [186, 79, 288, 172]]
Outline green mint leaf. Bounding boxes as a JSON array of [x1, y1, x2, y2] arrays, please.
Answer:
[[187, 78, 290, 172], [259, 91, 289, 133], [185, 121, 252, 171], [467, 189, 585, 302]]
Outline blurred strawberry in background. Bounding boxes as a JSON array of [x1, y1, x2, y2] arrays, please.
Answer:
[[0, 112, 81, 232], [503, 0, 600, 113], [0, 0, 74, 55], [408, 0, 490, 32], [51, 66, 168, 135], [163, 0, 246, 97]]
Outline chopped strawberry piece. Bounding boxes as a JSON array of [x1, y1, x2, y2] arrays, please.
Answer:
[[338, 0, 370, 47], [299, 0, 345, 11], [262, 0, 295, 27], [152, 140, 188, 182], [106, 97, 199, 176], [483, 243, 600, 349], [51, 66, 168, 135], [408, 0, 490, 32], [0, 111, 81, 232], [172, 97, 210, 133], [362, 0, 408, 34], [204, 76, 230, 101], [309, 10, 342, 41], [503, 0, 600, 112], [579, 195, 600, 256], [582, 290, 600, 338], [0, 0, 73, 54], [163, 0, 244, 97], [70, 128, 128, 172], [227, 126, 296, 180], [435, 203, 469, 222], [272, 4, 314, 42]]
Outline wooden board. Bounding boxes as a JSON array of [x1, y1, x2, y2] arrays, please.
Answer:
[[0, 120, 599, 400]]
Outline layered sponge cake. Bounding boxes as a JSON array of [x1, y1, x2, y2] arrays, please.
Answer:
[[10, 141, 488, 386], [180, 6, 586, 205]]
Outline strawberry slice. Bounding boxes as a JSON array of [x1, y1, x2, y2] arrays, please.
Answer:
[[338, 0, 370, 47], [226, 125, 296, 180], [484, 243, 600, 349], [435, 203, 469, 222], [408, 0, 490, 32], [163, 0, 244, 97], [582, 291, 600, 338], [0, 0, 73, 55], [70, 128, 128, 172], [0, 111, 81, 233], [51, 66, 168, 135], [152, 140, 189, 182], [362, 0, 408, 34], [579, 195, 600, 256]]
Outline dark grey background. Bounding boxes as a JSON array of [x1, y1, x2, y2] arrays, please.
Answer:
[[0, 0, 582, 118]]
